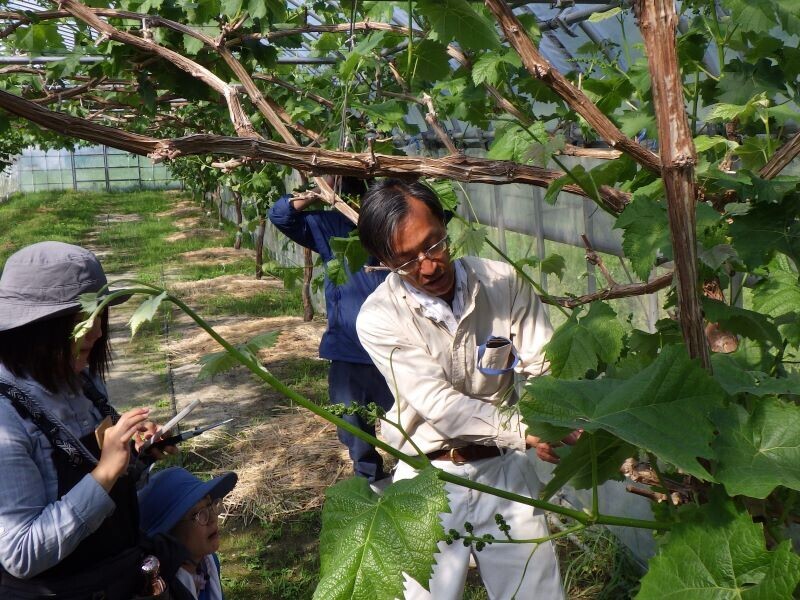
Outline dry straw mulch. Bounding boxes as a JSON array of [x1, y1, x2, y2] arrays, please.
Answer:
[[199, 409, 350, 524]]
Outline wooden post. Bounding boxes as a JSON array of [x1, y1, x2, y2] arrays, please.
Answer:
[[302, 247, 314, 322], [254, 216, 266, 280], [636, 0, 709, 368]]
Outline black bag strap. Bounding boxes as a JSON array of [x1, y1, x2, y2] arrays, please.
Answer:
[[0, 379, 98, 468], [80, 371, 120, 423]]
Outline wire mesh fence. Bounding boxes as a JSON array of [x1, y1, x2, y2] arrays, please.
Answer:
[[1, 145, 179, 196]]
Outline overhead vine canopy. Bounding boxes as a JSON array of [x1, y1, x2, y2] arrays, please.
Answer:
[[3, 2, 800, 596]]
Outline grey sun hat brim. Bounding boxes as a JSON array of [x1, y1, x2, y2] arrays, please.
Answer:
[[0, 241, 131, 332]]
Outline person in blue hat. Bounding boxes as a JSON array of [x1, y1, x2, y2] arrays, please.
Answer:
[[139, 467, 238, 600]]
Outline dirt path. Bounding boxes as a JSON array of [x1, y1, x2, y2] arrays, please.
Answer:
[[93, 200, 350, 520]]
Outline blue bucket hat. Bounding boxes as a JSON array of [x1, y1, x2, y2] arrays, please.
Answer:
[[138, 467, 238, 537]]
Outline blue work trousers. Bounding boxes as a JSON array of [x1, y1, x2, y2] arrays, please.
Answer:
[[328, 361, 395, 482]]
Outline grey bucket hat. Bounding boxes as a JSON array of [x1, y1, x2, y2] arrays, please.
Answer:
[[0, 241, 128, 332]]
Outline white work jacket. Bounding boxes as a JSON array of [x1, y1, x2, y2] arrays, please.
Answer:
[[356, 256, 553, 456]]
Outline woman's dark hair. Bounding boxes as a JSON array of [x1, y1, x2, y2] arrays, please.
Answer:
[[358, 178, 445, 262], [0, 309, 111, 393]]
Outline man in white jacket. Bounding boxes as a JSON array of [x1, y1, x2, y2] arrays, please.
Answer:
[[356, 179, 569, 600]]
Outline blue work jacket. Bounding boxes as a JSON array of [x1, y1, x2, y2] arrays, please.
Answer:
[[268, 195, 387, 364]]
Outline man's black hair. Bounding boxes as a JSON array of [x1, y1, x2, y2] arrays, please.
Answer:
[[358, 178, 445, 263]]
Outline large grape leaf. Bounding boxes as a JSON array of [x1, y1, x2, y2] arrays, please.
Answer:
[[752, 256, 800, 319], [752, 257, 800, 346], [711, 397, 800, 498], [710, 353, 800, 397], [544, 302, 624, 379], [410, 40, 451, 82], [729, 201, 800, 269], [637, 494, 800, 599], [315, 468, 448, 600], [417, 0, 501, 51], [540, 430, 635, 501], [613, 196, 672, 281], [522, 345, 725, 479]]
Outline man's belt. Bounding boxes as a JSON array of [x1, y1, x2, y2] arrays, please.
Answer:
[[426, 445, 503, 465]]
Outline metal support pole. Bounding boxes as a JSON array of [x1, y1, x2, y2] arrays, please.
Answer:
[[583, 200, 597, 294], [70, 150, 77, 191], [102, 146, 110, 192], [492, 184, 508, 255], [532, 189, 547, 294]]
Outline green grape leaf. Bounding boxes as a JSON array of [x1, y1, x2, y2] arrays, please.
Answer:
[[427, 180, 458, 212], [694, 135, 738, 153], [487, 121, 538, 163], [244, 331, 279, 353], [452, 225, 487, 258], [712, 397, 800, 498], [315, 468, 448, 600], [77, 291, 101, 316], [221, 0, 243, 18], [411, 40, 451, 82], [128, 291, 167, 337], [540, 430, 635, 500], [471, 50, 520, 86], [279, 267, 303, 291], [702, 298, 781, 347], [637, 494, 800, 599], [325, 258, 349, 287], [705, 93, 769, 125], [417, 0, 501, 51], [729, 201, 800, 268], [710, 353, 800, 397], [197, 331, 278, 380], [722, 0, 778, 33], [544, 302, 624, 379], [544, 173, 570, 206], [522, 345, 725, 479], [183, 34, 204, 55], [197, 349, 241, 380], [330, 232, 370, 274], [752, 256, 800, 318], [617, 110, 657, 139], [614, 196, 672, 281], [353, 100, 407, 131], [540, 254, 566, 281]]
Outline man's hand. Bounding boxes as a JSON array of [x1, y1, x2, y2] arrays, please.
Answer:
[[290, 190, 324, 211], [526, 430, 582, 464]]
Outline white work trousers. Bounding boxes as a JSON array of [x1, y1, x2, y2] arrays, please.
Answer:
[[393, 450, 564, 600]]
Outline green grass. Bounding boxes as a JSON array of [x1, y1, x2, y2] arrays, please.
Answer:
[[0, 190, 103, 263], [197, 289, 302, 317], [219, 515, 321, 599], [271, 357, 330, 407], [555, 525, 642, 599]]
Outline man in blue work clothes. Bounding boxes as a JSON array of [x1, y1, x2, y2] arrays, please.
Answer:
[[268, 177, 394, 485]]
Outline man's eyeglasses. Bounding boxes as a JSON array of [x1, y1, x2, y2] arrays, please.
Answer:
[[389, 235, 449, 276], [187, 497, 224, 526]]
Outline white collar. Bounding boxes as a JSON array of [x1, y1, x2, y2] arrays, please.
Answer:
[[403, 259, 468, 334]]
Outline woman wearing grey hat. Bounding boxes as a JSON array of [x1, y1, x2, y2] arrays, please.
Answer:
[[0, 241, 176, 599]]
